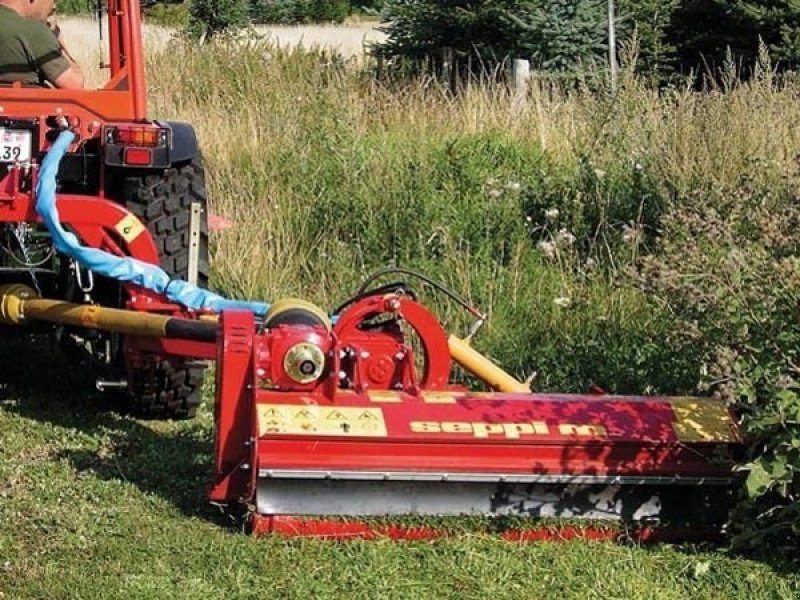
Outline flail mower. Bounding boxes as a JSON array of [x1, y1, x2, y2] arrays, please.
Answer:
[[0, 0, 744, 540]]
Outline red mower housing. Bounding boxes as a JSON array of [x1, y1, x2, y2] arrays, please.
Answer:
[[207, 293, 744, 539]]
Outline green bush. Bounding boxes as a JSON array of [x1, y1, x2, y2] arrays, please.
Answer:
[[668, 0, 800, 74], [376, 0, 505, 67], [354, 0, 387, 14], [187, 0, 249, 39], [145, 3, 189, 27], [306, 0, 350, 22], [376, 0, 800, 83], [249, 0, 305, 23], [55, 0, 92, 15], [634, 184, 800, 564], [616, 0, 680, 80], [265, 126, 697, 393]]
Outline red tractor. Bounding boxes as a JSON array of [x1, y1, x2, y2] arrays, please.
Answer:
[[0, 0, 209, 417]]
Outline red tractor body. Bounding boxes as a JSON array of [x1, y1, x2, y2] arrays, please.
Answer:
[[0, 0, 209, 417]]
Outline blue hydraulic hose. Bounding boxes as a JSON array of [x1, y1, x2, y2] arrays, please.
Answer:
[[36, 130, 269, 316]]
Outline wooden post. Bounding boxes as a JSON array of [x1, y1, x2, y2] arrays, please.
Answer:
[[442, 47, 453, 89], [376, 54, 384, 81], [511, 58, 530, 112]]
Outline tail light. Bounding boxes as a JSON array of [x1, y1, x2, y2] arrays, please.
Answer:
[[105, 125, 168, 147], [124, 148, 153, 166], [103, 124, 171, 168]]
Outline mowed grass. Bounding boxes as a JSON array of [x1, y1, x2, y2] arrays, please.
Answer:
[[0, 340, 797, 599]]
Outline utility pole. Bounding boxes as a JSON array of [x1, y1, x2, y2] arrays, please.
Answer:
[[608, 0, 618, 91]]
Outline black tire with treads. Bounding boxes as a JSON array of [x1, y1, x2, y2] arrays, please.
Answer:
[[121, 157, 210, 418]]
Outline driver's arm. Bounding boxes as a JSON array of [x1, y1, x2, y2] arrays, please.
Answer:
[[52, 65, 84, 90], [31, 21, 84, 89], [46, 22, 84, 89]]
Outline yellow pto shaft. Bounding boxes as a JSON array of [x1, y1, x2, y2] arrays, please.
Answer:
[[0, 284, 215, 341], [448, 334, 531, 393], [0, 284, 529, 392]]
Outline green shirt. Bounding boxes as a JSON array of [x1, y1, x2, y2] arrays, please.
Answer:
[[0, 5, 71, 85]]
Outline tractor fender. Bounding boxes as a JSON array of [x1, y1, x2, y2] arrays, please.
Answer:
[[161, 120, 200, 165]]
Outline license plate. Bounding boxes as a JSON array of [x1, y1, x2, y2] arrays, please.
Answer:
[[0, 128, 32, 163]]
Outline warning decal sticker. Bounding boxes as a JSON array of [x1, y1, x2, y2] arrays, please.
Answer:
[[257, 404, 388, 437], [114, 214, 146, 243], [670, 398, 736, 442]]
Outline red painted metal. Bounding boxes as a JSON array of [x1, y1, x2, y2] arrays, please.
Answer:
[[251, 515, 722, 544], [0, 0, 146, 127], [252, 515, 447, 540], [332, 294, 451, 392], [130, 336, 216, 361], [255, 324, 333, 392], [252, 389, 736, 481], [255, 437, 726, 478], [124, 0, 148, 121], [207, 292, 743, 542], [209, 311, 258, 503], [0, 191, 162, 306]]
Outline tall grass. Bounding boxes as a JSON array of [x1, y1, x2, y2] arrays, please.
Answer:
[[139, 39, 800, 397]]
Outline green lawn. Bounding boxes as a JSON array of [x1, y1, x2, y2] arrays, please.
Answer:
[[0, 336, 798, 600]]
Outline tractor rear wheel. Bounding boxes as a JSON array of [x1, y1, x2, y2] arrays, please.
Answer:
[[121, 157, 210, 418]]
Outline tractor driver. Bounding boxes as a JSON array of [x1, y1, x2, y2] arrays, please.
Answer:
[[0, 0, 84, 88]]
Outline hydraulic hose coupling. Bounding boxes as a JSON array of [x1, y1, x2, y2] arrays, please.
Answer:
[[0, 284, 37, 325]]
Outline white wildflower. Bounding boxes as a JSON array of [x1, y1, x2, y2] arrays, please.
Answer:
[[504, 181, 521, 192], [544, 208, 560, 222], [537, 240, 557, 260], [553, 296, 572, 308], [622, 223, 642, 244], [487, 189, 503, 199], [555, 228, 576, 248]]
